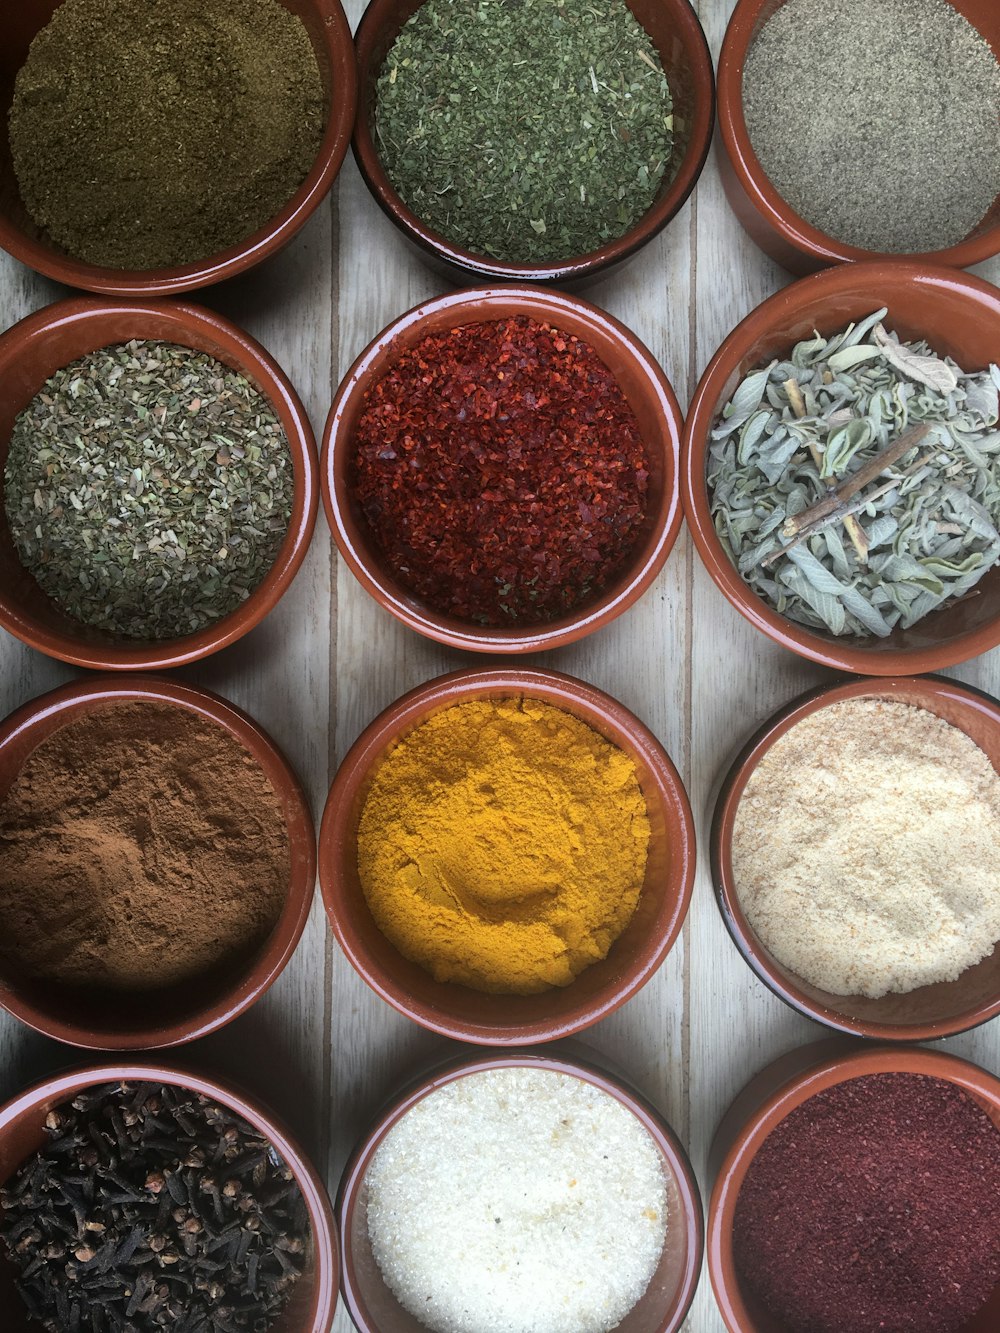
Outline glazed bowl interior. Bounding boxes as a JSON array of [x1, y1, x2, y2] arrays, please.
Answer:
[[683, 262, 1000, 675], [320, 668, 695, 1043], [0, 299, 317, 670], [338, 1051, 703, 1333], [324, 287, 683, 653], [0, 0, 356, 295], [709, 1044, 1000, 1333], [713, 676, 1000, 1042], [352, 0, 714, 285], [0, 1064, 338, 1333], [717, 0, 1000, 273], [0, 677, 316, 1050]]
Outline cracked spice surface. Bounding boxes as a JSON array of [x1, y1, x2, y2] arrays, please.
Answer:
[[357, 697, 650, 994]]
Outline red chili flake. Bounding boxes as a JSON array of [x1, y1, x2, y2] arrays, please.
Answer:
[[732, 1072, 1000, 1333], [350, 315, 649, 625]]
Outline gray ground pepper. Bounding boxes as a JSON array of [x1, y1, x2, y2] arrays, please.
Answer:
[[8, 0, 325, 270], [742, 0, 1000, 254]]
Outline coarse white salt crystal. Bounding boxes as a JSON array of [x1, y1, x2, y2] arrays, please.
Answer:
[[365, 1066, 669, 1333]]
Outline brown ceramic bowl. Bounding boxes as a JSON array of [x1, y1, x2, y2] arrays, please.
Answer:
[[682, 261, 1000, 675], [0, 675, 316, 1051], [319, 666, 695, 1043], [707, 1041, 1000, 1333], [717, 0, 1000, 275], [0, 297, 318, 670], [0, 1060, 338, 1331], [0, 0, 356, 295], [352, 0, 714, 287], [323, 286, 684, 653], [338, 1046, 703, 1333], [712, 674, 1000, 1042]]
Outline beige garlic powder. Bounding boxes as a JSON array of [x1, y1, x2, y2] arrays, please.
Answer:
[[731, 698, 1000, 998]]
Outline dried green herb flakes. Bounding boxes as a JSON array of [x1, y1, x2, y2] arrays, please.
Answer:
[[375, 0, 674, 264], [708, 311, 1000, 638], [4, 341, 294, 641]]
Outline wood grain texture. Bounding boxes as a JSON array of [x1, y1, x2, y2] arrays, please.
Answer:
[[0, 0, 999, 1328]]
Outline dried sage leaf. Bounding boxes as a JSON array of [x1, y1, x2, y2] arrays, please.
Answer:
[[707, 313, 1000, 637]]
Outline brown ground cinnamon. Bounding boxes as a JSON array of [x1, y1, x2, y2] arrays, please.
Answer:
[[0, 702, 291, 991]]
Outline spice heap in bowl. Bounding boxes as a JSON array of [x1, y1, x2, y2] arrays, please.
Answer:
[[682, 262, 1000, 674], [708, 1046, 1000, 1333], [338, 1052, 702, 1333], [324, 287, 683, 652], [717, 0, 1000, 272], [712, 675, 1000, 1041], [0, 1066, 339, 1333], [708, 309, 1000, 640], [0, 677, 315, 1050], [0, 0, 357, 293], [0, 298, 317, 670], [352, 0, 714, 284], [320, 667, 695, 1043]]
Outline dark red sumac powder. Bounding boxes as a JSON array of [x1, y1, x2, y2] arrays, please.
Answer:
[[350, 315, 649, 625], [732, 1073, 1000, 1333]]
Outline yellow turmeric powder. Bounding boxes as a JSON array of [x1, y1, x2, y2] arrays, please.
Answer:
[[357, 696, 650, 994]]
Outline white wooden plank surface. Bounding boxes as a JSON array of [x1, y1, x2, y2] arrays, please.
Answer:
[[0, 2, 998, 1329]]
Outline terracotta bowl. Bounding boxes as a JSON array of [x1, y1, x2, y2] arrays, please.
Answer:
[[0, 0, 356, 295], [0, 675, 316, 1051], [338, 1046, 703, 1333], [352, 0, 714, 287], [712, 674, 1000, 1042], [319, 666, 695, 1043], [0, 297, 318, 671], [682, 261, 1000, 675], [323, 286, 684, 653], [717, 0, 1000, 275], [0, 1060, 339, 1332], [708, 1041, 1000, 1333]]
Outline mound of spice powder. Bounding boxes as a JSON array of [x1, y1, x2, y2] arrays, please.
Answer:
[[357, 697, 650, 993], [0, 1081, 309, 1332], [350, 316, 650, 625], [8, 0, 325, 271], [732, 1073, 1000, 1333], [0, 702, 290, 992]]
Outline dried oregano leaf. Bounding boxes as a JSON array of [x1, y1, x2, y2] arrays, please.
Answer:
[[3, 341, 294, 640], [707, 313, 1000, 638]]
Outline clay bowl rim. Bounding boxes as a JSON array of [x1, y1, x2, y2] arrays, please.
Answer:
[[0, 674, 317, 1051], [0, 0, 358, 296], [681, 260, 1000, 675], [322, 285, 685, 654], [711, 673, 1000, 1043], [0, 1059, 339, 1332], [707, 1043, 1000, 1333], [318, 665, 697, 1044], [336, 1046, 704, 1333], [716, 0, 1000, 271], [0, 296, 319, 671], [351, 0, 715, 285]]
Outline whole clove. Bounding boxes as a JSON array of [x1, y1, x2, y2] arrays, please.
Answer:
[[0, 1082, 310, 1333]]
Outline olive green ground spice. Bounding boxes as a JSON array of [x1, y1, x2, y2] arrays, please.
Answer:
[[742, 0, 1000, 254], [375, 0, 674, 263], [4, 341, 294, 641], [9, 0, 325, 270]]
